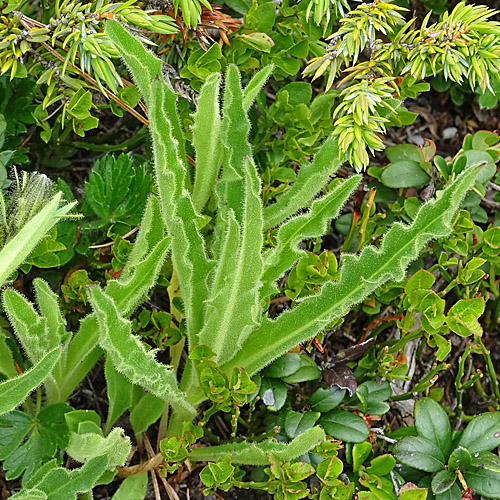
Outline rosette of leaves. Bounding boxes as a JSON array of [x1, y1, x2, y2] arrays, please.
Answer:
[[92, 19, 483, 441], [0, 18, 487, 498]]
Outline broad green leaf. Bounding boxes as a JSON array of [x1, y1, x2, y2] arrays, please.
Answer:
[[188, 426, 325, 465], [225, 165, 480, 376], [129, 392, 164, 434], [88, 287, 196, 419], [308, 386, 346, 412], [261, 175, 360, 298], [458, 412, 500, 453], [471, 451, 500, 472], [111, 472, 148, 500], [261, 353, 301, 378], [414, 398, 452, 459], [465, 466, 500, 498], [353, 442, 372, 471], [0, 347, 61, 416], [284, 410, 320, 439], [446, 298, 485, 337], [448, 446, 471, 471], [393, 436, 445, 472], [381, 161, 430, 188], [431, 469, 456, 494], [319, 410, 369, 443], [405, 269, 435, 294]]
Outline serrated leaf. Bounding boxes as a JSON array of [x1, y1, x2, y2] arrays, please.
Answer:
[[261, 175, 360, 298], [88, 286, 196, 419], [225, 165, 480, 376], [84, 154, 153, 226]]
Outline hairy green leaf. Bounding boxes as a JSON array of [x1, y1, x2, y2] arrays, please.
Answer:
[[225, 165, 480, 375], [189, 426, 325, 465], [192, 72, 222, 211], [198, 158, 263, 364], [0, 347, 60, 416], [88, 286, 196, 418], [263, 137, 343, 230], [261, 175, 360, 298]]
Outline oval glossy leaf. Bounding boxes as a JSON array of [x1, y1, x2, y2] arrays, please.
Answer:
[[414, 397, 452, 458], [261, 353, 301, 378], [465, 466, 500, 498], [308, 386, 346, 412], [448, 446, 471, 471], [471, 451, 500, 473], [0, 347, 61, 416], [431, 469, 456, 494], [365, 454, 396, 476], [284, 411, 320, 439], [381, 161, 430, 188], [259, 378, 287, 411], [393, 436, 445, 472], [319, 410, 369, 443], [458, 412, 500, 453]]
